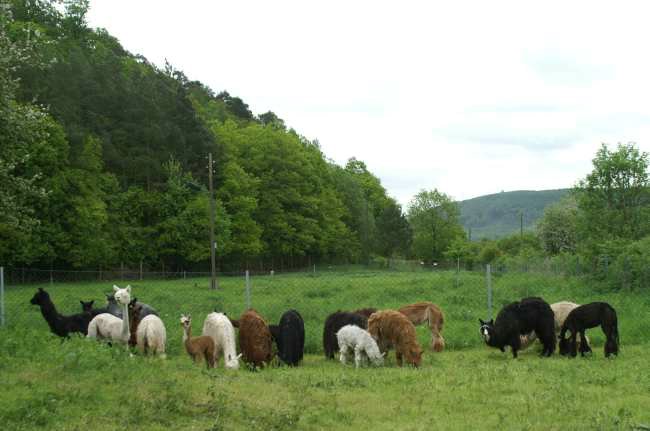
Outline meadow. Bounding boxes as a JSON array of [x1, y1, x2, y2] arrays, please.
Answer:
[[1, 269, 650, 430]]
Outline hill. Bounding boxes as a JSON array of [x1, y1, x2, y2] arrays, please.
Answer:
[[459, 189, 570, 239]]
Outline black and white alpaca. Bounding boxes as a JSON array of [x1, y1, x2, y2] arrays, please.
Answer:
[[479, 297, 556, 358], [30, 288, 93, 337], [559, 302, 619, 358], [323, 311, 368, 359], [269, 309, 305, 366]]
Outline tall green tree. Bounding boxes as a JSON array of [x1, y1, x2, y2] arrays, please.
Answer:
[[376, 198, 412, 257], [407, 189, 464, 262], [537, 196, 578, 255]]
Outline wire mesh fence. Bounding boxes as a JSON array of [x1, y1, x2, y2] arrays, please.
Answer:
[[2, 263, 647, 357]]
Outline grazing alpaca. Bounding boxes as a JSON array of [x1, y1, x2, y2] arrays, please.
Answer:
[[519, 301, 589, 349], [336, 324, 385, 368], [479, 297, 556, 358], [180, 315, 215, 368], [353, 308, 378, 319], [202, 312, 241, 369], [398, 302, 445, 352], [323, 311, 368, 359], [86, 285, 132, 345], [237, 309, 274, 368], [268, 309, 305, 366], [30, 288, 92, 337], [559, 302, 619, 358], [367, 310, 423, 367]]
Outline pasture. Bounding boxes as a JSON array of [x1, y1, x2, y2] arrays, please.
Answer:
[[1, 269, 650, 430]]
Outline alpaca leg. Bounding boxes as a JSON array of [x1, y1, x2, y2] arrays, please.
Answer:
[[510, 335, 521, 358], [354, 347, 363, 368], [579, 331, 591, 356], [569, 331, 578, 358], [339, 345, 350, 365], [602, 323, 618, 357], [396, 351, 403, 367]]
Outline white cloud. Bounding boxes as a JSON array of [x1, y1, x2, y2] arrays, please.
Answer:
[[87, 0, 650, 205]]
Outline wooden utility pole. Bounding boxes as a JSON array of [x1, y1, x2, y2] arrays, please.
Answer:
[[208, 153, 219, 290]]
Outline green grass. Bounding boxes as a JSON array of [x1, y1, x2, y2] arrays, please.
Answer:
[[1, 270, 650, 430]]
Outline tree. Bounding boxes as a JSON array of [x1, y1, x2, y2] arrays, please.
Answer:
[[537, 196, 578, 255], [376, 198, 412, 257], [407, 189, 464, 262], [575, 143, 650, 245]]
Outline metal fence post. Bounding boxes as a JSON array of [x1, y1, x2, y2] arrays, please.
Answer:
[[486, 264, 492, 319], [245, 270, 251, 310], [1, 267, 5, 327]]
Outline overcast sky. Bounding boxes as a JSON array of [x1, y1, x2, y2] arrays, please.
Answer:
[[87, 1, 650, 206]]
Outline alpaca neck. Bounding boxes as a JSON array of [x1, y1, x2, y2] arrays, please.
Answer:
[[182, 325, 192, 348], [121, 302, 130, 341], [39, 299, 60, 327]]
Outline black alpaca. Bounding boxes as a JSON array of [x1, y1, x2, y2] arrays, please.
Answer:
[[559, 302, 619, 358], [80, 300, 109, 317], [323, 311, 368, 359], [30, 288, 93, 337], [479, 297, 556, 358], [269, 309, 305, 366]]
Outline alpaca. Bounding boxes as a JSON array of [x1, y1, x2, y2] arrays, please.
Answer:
[[202, 312, 241, 369], [237, 309, 274, 368], [323, 311, 368, 359], [268, 309, 305, 366], [353, 308, 378, 319], [559, 302, 619, 358], [479, 297, 556, 358], [398, 302, 445, 352], [180, 315, 214, 367], [86, 285, 132, 345], [336, 324, 385, 368], [106, 294, 158, 320], [30, 288, 92, 337], [519, 301, 589, 349], [80, 300, 109, 318], [367, 310, 423, 367], [131, 304, 166, 357]]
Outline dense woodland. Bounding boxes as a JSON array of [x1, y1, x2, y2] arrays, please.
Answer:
[[2, 1, 650, 287]]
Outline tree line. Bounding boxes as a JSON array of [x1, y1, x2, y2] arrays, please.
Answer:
[[3, 1, 649, 284]]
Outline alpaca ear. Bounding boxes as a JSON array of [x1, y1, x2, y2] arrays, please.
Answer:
[[39, 287, 44, 292], [381, 352, 387, 358], [126, 285, 132, 293], [113, 285, 120, 292], [479, 318, 485, 325], [236, 353, 243, 359]]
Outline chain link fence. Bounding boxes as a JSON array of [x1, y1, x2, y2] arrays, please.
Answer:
[[2, 262, 647, 357]]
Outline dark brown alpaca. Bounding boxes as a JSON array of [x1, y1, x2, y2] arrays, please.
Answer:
[[368, 310, 423, 367], [353, 308, 378, 319], [238, 309, 274, 368]]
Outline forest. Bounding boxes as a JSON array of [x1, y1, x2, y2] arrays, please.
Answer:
[[2, 0, 650, 286]]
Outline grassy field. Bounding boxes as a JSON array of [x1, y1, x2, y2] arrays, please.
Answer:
[[1, 270, 650, 430]]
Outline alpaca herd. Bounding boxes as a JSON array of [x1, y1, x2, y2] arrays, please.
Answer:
[[29, 285, 620, 370]]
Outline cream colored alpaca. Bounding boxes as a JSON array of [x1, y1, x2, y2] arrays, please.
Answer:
[[202, 312, 240, 369], [87, 285, 131, 345]]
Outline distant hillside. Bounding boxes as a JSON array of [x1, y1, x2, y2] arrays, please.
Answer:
[[459, 189, 570, 240]]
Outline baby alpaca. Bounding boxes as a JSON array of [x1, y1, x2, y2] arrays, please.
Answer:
[[336, 324, 384, 368], [180, 315, 215, 368], [368, 310, 423, 367]]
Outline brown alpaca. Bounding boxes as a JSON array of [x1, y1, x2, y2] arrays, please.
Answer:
[[353, 308, 378, 319], [398, 302, 445, 352], [128, 303, 142, 347], [367, 310, 423, 367], [180, 315, 215, 368], [238, 309, 274, 368]]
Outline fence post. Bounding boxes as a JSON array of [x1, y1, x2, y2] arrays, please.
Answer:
[[1, 266, 5, 327], [486, 264, 492, 319], [245, 270, 251, 310], [313, 264, 316, 275]]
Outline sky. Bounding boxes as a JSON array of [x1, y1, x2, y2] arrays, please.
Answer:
[[87, 0, 650, 207]]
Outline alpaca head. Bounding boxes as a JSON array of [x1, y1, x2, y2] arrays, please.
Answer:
[[180, 314, 191, 331], [408, 347, 422, 368], [371, 351, 386, 367], [30, 288, 50, 306], [113, 285, 132, 306], [225, 353, 242, 369], [80, 300, 94, 313], [479, 318, 495, 344], [558, 335, 571, 356]]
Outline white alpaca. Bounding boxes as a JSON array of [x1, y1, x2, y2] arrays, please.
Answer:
[[87, 285, 131, 345], [202, 312, 241, 369], [520, 301, 588, 348], [135, 314, 167, 358], [336, 324, 385, 368]]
